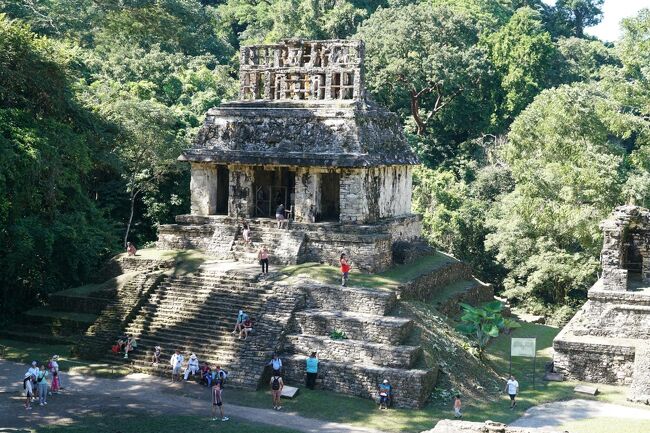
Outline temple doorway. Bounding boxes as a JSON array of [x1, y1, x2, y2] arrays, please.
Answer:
[[215, 166, 229, 215], [253, 167, 295, 218], [318, 172, 340, 222]]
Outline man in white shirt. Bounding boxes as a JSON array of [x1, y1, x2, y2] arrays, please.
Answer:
[[27, 361, 39, 401], [170, 350, 184, 382], [504, 375, 519, 409], [184, 353, 200, 381]]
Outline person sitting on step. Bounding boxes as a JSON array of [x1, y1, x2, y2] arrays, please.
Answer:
[[123, 335, 137, 359], [232, 310, 248, 335], [201, 362, 212, 386], [151, 345, 161, 365], [184, 353, 200, 381], [126, 241, 137, 256], [239, 317, 253, 340]]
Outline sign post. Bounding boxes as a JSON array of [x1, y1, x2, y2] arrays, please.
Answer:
[[510, 337, 537, 389]]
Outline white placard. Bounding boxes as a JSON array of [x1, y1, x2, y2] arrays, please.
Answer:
[[511, 337, 536, 357]]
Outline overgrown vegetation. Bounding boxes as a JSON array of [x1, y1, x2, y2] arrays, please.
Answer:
[[456, 301, 520, 359], [2, 0, 650, 321]]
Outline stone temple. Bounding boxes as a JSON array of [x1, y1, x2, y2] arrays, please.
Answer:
[[554, 205, 650, 403], [157, 39, 422, 271]]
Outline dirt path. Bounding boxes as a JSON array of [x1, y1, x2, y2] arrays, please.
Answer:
[[511, 398, 650, 429], [0, 360, 385, 433]]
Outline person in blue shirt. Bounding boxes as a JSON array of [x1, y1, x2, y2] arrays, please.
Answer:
[[378, 379, 392, 409], [305, 352, 319, 389]]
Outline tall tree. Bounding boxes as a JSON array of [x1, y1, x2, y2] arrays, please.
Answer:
[[554, 0, 604, 37]]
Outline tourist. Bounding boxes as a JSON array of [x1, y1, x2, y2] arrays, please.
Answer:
[[270, 370, 284, 410], [116, 333, 128, 353], [23, 373, 34, 410], [36, 364, 49, 406], [505, 375, 519, 409], [211, 380, 229, 421], [124, 335, 137, 359], [340, 253, 351, 287], [201, 363, 212, 386], [276, 203, 287, 229], [239, 316, 253, 340], [126, 241, 137, 256], [378, 379, 392, 409], [184, 353, 200, 381], [48, 355, 60, 394], [151, 345, 161, 365], [268, 353, 282, 373], [27, 361, 39, 401], [305, 352, 318, 390], [454, 395, 462, 418], [213, 365, 228, 391], [258, 246, 270, 275], [242, 222, 251, 245], [170, 350, 184, 382], [232, 310, 247, 335]]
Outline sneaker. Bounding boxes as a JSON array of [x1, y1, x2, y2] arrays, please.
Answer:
[[211, 417, 218, 421], [221, 417, 229, 421], [39, 403, 44, 406], [43, 402, 47, 405], [276, 406, 282, 410]]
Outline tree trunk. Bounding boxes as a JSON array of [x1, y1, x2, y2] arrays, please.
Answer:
[[124, 189, 139, 249], [410, 91, 426, 135]]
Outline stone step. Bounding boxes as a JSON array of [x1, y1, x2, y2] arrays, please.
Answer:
[[124, 318, 268, 340], [295, 310, 412, 345], [153, 284, 268, 300], [114, 336, 252, 360], [297, 281, 397, 315], [48, 294, 115, 315], [281, 354, 436, 409], [134, 302, 265, 322], [285, 335, 421, 368]]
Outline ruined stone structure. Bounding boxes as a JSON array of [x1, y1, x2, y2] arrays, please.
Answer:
[[157, 39, 421, 272], [553, 205, 650, 403], [424, 420, 569, 433]]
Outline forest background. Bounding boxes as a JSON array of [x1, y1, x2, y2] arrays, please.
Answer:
[[1, 0, 649, 324]]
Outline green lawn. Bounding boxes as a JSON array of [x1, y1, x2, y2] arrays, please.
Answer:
[[0, 338, 129, 377], [37, 414, 301, 433], [280, 253, 456, 290]]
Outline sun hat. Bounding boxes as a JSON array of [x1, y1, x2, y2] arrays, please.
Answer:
[[52, 355, 59, 360], [31, 361, 37, 366], [383, 379, 389, 384]]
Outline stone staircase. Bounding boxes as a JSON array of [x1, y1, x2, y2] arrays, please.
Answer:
[[111, 270, 304, 389], [77, 271, 166, 358], [280, 279, 437, 408], [230, 221, 305, 265]]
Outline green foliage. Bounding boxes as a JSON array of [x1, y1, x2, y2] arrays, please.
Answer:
[[553, 0, 604, 37], [456, 300, 518, 359], [329, 329, 348, 340]]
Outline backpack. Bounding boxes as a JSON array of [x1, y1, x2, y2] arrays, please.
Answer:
[[272, 376, 280, 390]]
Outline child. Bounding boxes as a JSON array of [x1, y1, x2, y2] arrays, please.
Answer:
[[126, 242, 137, 256], [49, 355, 60, 394], [152, 345, 161, 365], [23, 373, 33, 410], [242, 222, 251, 245], [211, 380, 229, 421], [454, 395, 462, 418]]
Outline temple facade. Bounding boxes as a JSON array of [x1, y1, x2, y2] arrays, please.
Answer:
[[158, 39, 423, 272]]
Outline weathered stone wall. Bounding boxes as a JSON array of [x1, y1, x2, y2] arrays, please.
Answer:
[[339, 169, 370, 223], [629, 343, 650, 404], [228, 164, 255, 218], [397, 260, 472, 301], [282, 355, 436, 408], [157, 223, 237, 259], [294, 167, 321, 223], [190, 163, 218, 215], [553, 338, 636, 384], [376, 165, 412, 219], [299, 280, 397, 315], [303, 231, 392, 272], [94, 256, 175, 282]]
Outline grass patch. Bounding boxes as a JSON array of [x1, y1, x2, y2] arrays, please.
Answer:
[[280, 253, 456, 290], [55, 272, 139, 297], [560, 417, 650, 433], [37, 414, 300, 433], [0, 338, 129, 377]]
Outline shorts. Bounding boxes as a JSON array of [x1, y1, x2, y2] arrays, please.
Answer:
[[454, 408, 462, 417], [509, 393, 516, 400], [343, 272, 349, 278], [173, 366, 181, 374], [213, 401, 223, 407], [272, 390, 281, 399]]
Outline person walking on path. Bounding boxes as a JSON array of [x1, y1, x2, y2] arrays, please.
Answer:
[[270, 370, 284, 411], [36, 365, 49, 406], [340, 253, 351, 287], [505, 375, 519, 409], [211, 380, 229, 421], [170, 350, 184, 383], [305, 352, 318, 390], [258, 246, 270, 275], [453, 395, 462, 418]]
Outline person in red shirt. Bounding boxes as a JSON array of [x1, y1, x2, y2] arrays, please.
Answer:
[[340, 253, 351, 287]]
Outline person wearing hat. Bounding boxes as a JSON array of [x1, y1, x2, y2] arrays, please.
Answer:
[[23, 372, 34, 410], [378, 379, 392, 409], [27, 361, 39, 401], [305, 352, 319, 390], [184, 353, 200, 381], [48, 355, 60, 394]]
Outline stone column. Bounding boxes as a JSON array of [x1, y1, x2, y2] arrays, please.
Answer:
[[339, 169, 370, 223], [294, 167, 320, 223], [601, 222, 628, 291], [190, 163, 218, 216], [228, 165, 255, 219]]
